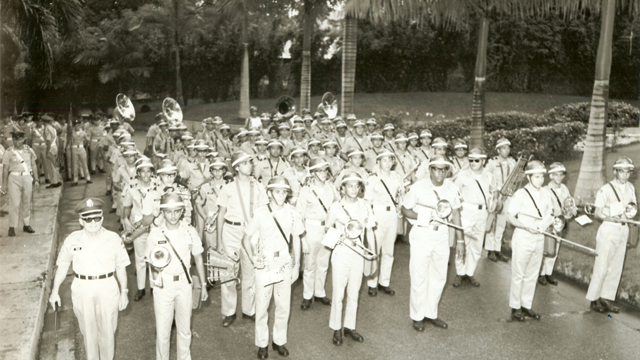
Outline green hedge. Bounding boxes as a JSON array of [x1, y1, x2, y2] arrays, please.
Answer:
[[545, 102, 640, 128]]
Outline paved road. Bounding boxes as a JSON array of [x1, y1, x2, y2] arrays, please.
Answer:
[[39, 133, 640, 360]]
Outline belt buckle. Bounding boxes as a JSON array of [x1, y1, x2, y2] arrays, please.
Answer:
[[433, 225, 439, 231], [478, 205, 483, 210], [386, 206, 391, 211], [321, 221, 325, 226], [173, 275, 180, 281], [274, 251, 280, 257]]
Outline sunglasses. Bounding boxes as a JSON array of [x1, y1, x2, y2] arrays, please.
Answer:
[[82, 216, 103, 223], [469, 159, 483, 163], [196, 150, 208, 153], [431, 167, 449, 172]]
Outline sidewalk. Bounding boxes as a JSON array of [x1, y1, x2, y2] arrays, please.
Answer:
[[0, 187, 61, 360]]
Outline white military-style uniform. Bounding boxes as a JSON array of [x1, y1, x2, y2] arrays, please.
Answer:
[[326, 198, 376, 331], [541, 182, 570, 277], [196, 178, 226, 248], [507, 184, 554, 310], [245, 204, 304, 348], [87, 124, 105, 171], [450, 156, 469, 176], [403, 177, 461, 321], [44, 122, 61, 184], [365, 171, 404, 289], [282, 166, 308, 204], [484, 155, 517, 252], [146, 223, 203, 360], [254, 156, 290, 186], [31, 125, 47, 178], [586, 180, 636, 302], [217, 178, 269, 317], [341, 135, 372, 157], [56, 228, 130, 360], [71, 128, 90, 183], [454, 168, 498, 276], [297, 181, 340, 300], [113, 164, 137, 216], [363, 146, 383, 173], [2, 145, 37, 228]]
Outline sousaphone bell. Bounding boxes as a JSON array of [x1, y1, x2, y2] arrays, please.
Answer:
[[162, 97, 183, 126], [320, 92, 338, 120], [115, 93, 135, 121], [147, 246, 171, 288], [275, 95, 296, 119]]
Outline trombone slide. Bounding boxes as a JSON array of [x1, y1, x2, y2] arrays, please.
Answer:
[[541, 232, 597, 256]]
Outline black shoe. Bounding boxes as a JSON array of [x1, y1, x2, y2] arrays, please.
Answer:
[[314, 296, 331, 306], [332, 330, 343, 346], [86, 180, 93, 184], [344, 328, 364, 342], [487, 251, 498, 262], [133, 289, 145, 301], [368, 287, 378, 296], [40, 173, 45, 177], [257, 347, 268, 359], [23, 225, 35, 234], [590, 300, 605, 313], [71, 182, 78, 187], [545, 275, 558, 286], [110, 208, 117, 213], [45, 179, 51, 184], [496, 252, 510, 262], [511, 308, 525, 322], [301, 299, 312, 310], [538, 275, 547, 285], [223, 314, 236, 327], [600, 299, 620, 313], [413, 320, 425, 332], [425, 317, 448, 329], [150, 288, 153, 295], [90, 170, 96, 175], [466, 276, 480, 287], [452, 275, 462, 288], [46, 183, 57, 189], [106, 190, 112, 196], [243, 313, 256, 321], [522, 308, 541, 320], [378, 285, 395, 295], [8, 227, 16, 237], [272, 342, 289, 357], [99, 169, 106, 173]]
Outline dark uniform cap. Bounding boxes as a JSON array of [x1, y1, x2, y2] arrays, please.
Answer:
[[74, 198, 105, 217], [41, 114, 54, 122], [11, 131, 25, 140]]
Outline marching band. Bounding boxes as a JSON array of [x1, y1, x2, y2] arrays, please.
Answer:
[[0, 92, 626, 359]]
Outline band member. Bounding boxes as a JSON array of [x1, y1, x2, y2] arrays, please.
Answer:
[[49, 198, 129, 360], [333, 121, 348, 152], [241, 130, 261, 155], [181, 139, 210, 191], [195, 158, 227, 249], [297, 158, 339, 309], [326, 172, 376, 345], [145, 113, 163, 156], [242, 176, 303, 359], [345, 114, 357, 136], [113, 148, 139, 217], [341, 120, 372, 161], [145, 193, 208, 360], [254, 139, 290, 186], [587, 157, 636, 314], [364, 131, 384, 173], [122, 160, 160, 301], [1, 131, 38, 236], [415, 137, 447, 180], [197, 117, 218, 148], [323, 139, 344, 177], [406, 132, 419, 157], [153, 121, 172, 166], [288, 124, 308, 153], [506, 160, 554, 321], [365, 150, 404, 296], [485, 137, 516, 262], [334, 149, 369, 186], [31, 118, 47, 181], [216, 124, 233, 161], [539, 162, 570, 286], [42, 114, 62, 188], [450, 139, 469, 176], [402, 155, 464, 331], [87, 116, 105, 174], [217, 151, 269, 327], [391, 133, 417, 182], [282, 147, 309, 205], [245, 106, 261, 130], [382, 123, 395, 145], [315, 118, 334, 141], [453, 148, 498, 287], [365, 118, 377, 136], [307, 139, 323, 159], [101, 120, 118, 193], [415, 129, 433, 163], [156, 159, 193, 225]]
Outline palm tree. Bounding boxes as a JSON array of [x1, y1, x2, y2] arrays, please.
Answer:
[[299, 0, 315, 113], [341, 13, 358, 117]]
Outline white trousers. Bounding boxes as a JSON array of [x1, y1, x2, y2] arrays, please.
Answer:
[[220, 224, 255, 316], [72, 147, 90, 182], [456, 206, 487, 276], [302, 221, 331, 299], [7, 173, 32, 227], [153, 275, 193, 360], [540, 241, 561, 276], [71, 278, 120, 360], [409, 225, 449, 321], [133, 232, 153, 290], [586, 222, 628, 301], [330, 244, 364, 330], [485, 198, 510, 251], [255, 260, 292, 347], [368, 206, 398, 288], [509, 229, 544, 309]]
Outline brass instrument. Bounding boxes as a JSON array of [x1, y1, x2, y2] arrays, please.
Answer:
[[275, 95, 296, 119], [416, 200, 465, 231], [320, 92, 338, 119], [115, 93, 135, 121], [540, 216, 598, 256], [499, 155, 532, 197], [561, 196, 578, 219], [121, 221, 150, 248], [147, 246, 171, 288], [204, 211, 218, 233], [162, 97, 183, 126], [322, 220, 378, 261]]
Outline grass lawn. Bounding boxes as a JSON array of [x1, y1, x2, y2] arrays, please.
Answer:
[[131, 91, 640, 132]]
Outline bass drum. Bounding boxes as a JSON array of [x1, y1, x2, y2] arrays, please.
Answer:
[[206, 247, 240, 286]]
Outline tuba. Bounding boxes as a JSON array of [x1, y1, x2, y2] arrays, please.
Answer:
[[115, 93, 135, 121], [162, 97, 183, 127], [499, 155, 532, 198], [320, 92, 338, 119], [275, 96, 296, 119], [147, 246, 171, 288]]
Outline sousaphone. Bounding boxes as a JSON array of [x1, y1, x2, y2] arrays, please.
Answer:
[[320, 92, 338, 119], [115, 93, 135, 121], [162, 97, 183, 126], [275, 95, 296, 119]]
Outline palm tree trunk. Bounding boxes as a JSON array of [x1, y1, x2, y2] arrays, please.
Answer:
[[341, 15, 357, 117], [300, 1, 313, 113], [239, 1, 250, 119], [470, 15, 489, 149], [574, 0, 616, 201], [174, 0, 184, 105]]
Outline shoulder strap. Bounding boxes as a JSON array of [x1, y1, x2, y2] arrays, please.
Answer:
[[523, 188, 542, 217], [162, 231, 192, 284], [235, 180, 249, 223], [379, 178, 397, 206], [12, 148, 30, 173], [608, 182, 621, 202], [549, 188, 562, 207], [474, 179, 487, 207], [311, 189, 328, 213], [267, 204, 292, 253]]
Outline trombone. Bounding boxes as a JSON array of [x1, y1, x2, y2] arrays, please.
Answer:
[[336, 220, 378, 261], [416, 200, 465, 231], [518, 213, 598, 256]]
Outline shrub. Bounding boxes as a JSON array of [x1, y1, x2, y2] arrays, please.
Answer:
[[545, 102, 640, 128]]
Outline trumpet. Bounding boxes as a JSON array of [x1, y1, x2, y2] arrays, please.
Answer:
[[542, 217, 598, 256]]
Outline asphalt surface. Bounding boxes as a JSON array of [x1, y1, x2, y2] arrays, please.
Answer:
[[39, 133, 640, 360]]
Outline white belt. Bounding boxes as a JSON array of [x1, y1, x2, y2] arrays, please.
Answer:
[[305, 218, 326, 226], [162, 273, 188, 282], [372, 204, 394, 211], [72, 145, 82, 148], [462, 202, 485, 210], [32, 142, 44, 147], [91, 139, 100, 142], [10, 171, 31, 176]]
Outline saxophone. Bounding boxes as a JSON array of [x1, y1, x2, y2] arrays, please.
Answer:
[[121, 220, 150, 245], [204, 211, 218, 233]]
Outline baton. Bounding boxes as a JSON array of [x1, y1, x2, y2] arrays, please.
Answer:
[[54, 303, 59, 331]]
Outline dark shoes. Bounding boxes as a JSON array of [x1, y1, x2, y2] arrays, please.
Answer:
[[222, 314, 237, 327], [243, 313, 256, 321], [87, 180, 93, 184], [378, 285, 395, 295], [496, 252, 510, 262], [332, 329, 343, 346], [344, 328, 364, 342], [425, 317, 448, 329], [600, 299, 620, 313], [46, 182, 61, 189], [71, 182, 78, 187], [314, 296, 331, 306], [8, 227, 16, 237], [467, 276, 480, 287], [106, 190, 112, 196], [487, 251, 498, 262], [522, 308, 541, 320], [590, 300, 605, 313], [413, 320, 425, 332], [511, 308, 525, 322], [368, 287, 378, 296], [133, 289, 145, 301], [452, 275, 462, 287], [99, 169, 106, 173], [545, 275, 558, 285], [301, 299, 312, 310], [109, 208, 117, 213], [257, 347, 268, 359], [272, 342, 289, 357], [538, 275, 547, 285], [23, 225, 35, 233]]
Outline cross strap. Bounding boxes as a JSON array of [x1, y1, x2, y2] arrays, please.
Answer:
[[162, 231, 192, 284], [474, 179, 488, 208], [608, 182, 621, 202], [523, 188, 542, 218], [235, 179, 255, 223], [549, 188, 562, 208], [267, 204, 292, 253], [380, 178, 397, 206], [311, 189, 328, 213]]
